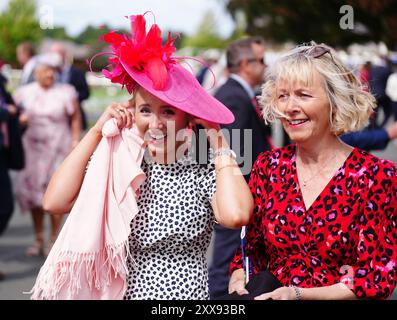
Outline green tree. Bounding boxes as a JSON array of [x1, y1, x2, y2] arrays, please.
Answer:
[[0, 0, 42, 65], [225, 0, 397, 49], [43, 26, 73, 41], [74, 24, 113, 71], [181, 11, 228, 51]]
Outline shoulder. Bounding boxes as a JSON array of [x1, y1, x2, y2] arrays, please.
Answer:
[[215, 78, 247, 100], [69, 65, 86, 78], [352, 148, 396, 172], [350, 148, 397, 185], [15, 82, 36, 95]]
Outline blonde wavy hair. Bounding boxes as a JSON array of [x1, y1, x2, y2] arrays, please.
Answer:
[[259, 42, 376, 136]]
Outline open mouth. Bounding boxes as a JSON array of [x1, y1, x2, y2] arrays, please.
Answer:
[[287, 119, 309, 127], [148, 132, 167, 144]]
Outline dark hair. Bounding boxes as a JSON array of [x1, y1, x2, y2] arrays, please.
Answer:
[[226, 37, 264, 73]]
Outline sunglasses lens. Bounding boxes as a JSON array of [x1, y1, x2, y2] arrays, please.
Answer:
[[247, 58, 265, 65], [312, 46, 328, 58]]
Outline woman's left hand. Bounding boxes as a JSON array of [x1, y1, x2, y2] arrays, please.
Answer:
[[189, 118, 225, 151], [254, 287, 297, 300]]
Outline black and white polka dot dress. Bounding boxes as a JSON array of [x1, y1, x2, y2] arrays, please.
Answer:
[[123, 155, 216, 300]]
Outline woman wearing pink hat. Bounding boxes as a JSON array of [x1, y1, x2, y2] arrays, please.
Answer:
[[37, 14, 253, 300]]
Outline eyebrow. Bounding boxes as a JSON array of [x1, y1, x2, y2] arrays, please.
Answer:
[[137, 104, 175, 109], [277, 87, 313, 92]]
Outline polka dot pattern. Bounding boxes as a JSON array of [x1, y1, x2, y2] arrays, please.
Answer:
[[124, 155, 216, 300]]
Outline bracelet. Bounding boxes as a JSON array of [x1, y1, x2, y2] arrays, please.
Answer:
[[215, 163, 238, 174], [212, 148, 237, 160], [290, 285, 302, 300]]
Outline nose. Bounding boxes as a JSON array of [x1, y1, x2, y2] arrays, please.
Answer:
[[148, 114, 164, 130], [283, 94, 300, 116]]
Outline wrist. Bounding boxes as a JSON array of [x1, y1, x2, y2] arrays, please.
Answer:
[[212, 148, 236, 160], [290, 285, 302, 300], [90, 126, 102, 137], [231, 269, 245, 282]]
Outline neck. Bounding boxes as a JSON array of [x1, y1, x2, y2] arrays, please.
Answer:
[[296, 135, 348, 165], [39, 83, 53, 90], [236, 72, 256, 88]]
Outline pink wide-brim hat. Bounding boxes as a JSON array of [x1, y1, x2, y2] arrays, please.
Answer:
[[98, 14, 235, 125], [121, 61, 234, 124]]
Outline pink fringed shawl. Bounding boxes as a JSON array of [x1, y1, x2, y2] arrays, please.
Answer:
[[28, 119, 146, 299]]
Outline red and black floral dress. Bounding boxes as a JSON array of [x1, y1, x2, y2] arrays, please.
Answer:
[[230, 145, 397, 299]]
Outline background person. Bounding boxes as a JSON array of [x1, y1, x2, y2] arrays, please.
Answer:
[[208, 37, 273, 299], [49, 43, 90, 131], [16, 42, 38, 86], [13, 53, 81, 257]]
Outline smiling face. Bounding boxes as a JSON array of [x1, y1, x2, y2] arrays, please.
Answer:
[[134, 87, 190, 162], [276, 67, 333, 145]]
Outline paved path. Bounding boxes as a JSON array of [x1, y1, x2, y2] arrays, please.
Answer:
[[1, 140, 396, 300]]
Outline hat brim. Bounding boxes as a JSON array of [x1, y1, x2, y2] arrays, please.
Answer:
[[120, 60, 235, 124]]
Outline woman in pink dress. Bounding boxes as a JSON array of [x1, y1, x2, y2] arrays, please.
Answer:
[[13, 54, 81, 256]]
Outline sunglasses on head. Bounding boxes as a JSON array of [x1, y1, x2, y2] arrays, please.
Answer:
[[298, 44, 332, 59], [297, 43, 353, 80]]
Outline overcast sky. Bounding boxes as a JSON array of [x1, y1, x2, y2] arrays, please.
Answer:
[[0, 0, 235, 37]]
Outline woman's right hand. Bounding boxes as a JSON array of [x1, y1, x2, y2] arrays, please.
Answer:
[[92, 100, 134, 135], [228, 269, 249, 295]]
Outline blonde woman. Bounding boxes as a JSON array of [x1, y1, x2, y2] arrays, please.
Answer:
[[228, 42, 397, 300]]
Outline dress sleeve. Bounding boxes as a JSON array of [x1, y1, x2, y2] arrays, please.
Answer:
[[344, 163, 397, 299], [229, 152, 271, 275]]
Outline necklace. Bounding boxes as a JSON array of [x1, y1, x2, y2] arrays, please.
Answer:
[[297, 153, 338, 188]]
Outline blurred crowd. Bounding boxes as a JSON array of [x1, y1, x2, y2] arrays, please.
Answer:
[[0, 42, 89, 280]]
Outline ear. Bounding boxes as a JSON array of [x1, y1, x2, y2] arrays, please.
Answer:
[[186, 114, 194, 127]]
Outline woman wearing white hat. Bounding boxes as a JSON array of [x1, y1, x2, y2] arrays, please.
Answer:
[[13, 53, 81, 257]]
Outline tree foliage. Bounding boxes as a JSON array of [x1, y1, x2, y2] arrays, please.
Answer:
[[181, 11, 228, 51], [0, 0, 42, 65], [225, 0, 397, 49], [43, 26, 73, 41]]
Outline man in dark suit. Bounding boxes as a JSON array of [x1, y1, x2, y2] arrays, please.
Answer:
[[208, 37, 272, 299], [50, 43, 90, 130]]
